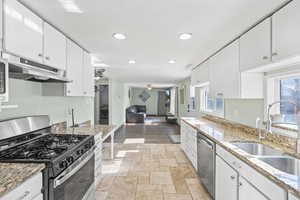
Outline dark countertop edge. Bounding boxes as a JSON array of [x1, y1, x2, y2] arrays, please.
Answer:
[[181, 118, 300, 198]]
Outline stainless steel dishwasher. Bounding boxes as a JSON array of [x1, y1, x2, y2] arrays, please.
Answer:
[[197, 132, 215, 199]]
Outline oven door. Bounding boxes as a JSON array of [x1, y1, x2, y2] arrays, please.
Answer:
[[50, 152, 95, 200], [0, 60, 9, 102]]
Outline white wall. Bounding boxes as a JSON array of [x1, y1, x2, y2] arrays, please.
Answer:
[[109, 79, 130, 127], [130, 88, 166, 115], [0, 79, 94, 125]]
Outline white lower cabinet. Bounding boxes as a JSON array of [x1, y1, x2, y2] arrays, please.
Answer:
[[94, 133, 102, 186], [239, 176, 268, 200], [216, 156, 238, 200], [180, 120, 197, 170], [216, 145, 287, 200], [2, 172, 43, 200]]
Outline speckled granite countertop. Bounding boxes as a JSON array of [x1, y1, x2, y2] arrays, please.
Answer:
[[0, 163, 44, 198], [51, 124, 117, 140], [181, 117, 300, 198]]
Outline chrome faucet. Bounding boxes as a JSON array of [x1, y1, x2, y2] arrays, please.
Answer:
[[264, 100, 300, 153]]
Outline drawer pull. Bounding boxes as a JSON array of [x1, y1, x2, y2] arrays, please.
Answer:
[[17, 191, 30, 200], [230, 175, 235, 180], [239, 182, 243, 186]]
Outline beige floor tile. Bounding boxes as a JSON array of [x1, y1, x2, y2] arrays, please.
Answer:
[[136, 191, 163, 200], [160, 158, 178, 167], [164, 193, 193, 200], [150, 171, 174, 185], [95, 191, 108, 200]]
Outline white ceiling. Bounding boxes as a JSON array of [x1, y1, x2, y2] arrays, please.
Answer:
[[21, 0, 287, 86]]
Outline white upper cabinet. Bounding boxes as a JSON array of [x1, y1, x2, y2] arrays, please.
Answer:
[[43, 23, 66, 70], [82, 51, 94, 97], [239, 176, 268, 200], [66, 40, 83, 96], [216, 156, 238, 200], [4, 0, 43, 62], [191, 61, 209, 86], [209, 40, 240, 98], [239, 18, 271, 72], [272, 0, 300, 62]]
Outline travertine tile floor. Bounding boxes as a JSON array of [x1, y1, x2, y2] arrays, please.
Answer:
[[96, 144, 211, 200]]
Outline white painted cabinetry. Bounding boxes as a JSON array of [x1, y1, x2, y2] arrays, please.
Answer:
[[289, 193, 300, 200], [66, 39, 83, 96], [239, 18, 271, 72], [4, 0, 43, 63], [180, 120, 197, 169], [43, 22, 66, 70], [191, 61, 209, 86], [82, 51, 95, 97], [94, 133, 102, 186], [209, 40, 240, 98], [1, 172, 43, 200], [216, 156, 238, 200], [272, 0, 300, 62], [239, 176, 268, 200]]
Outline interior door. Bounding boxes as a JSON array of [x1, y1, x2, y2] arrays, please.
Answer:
[[44, 22, 66, 70], [4, 0, 43, 62], [157, 91, 167, 115]]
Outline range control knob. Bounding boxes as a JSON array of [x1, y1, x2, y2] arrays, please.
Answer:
[[67, 156, 74, 163], [59, 160, 67, 168]]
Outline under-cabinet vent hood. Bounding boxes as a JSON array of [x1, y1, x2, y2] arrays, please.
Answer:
[[4, 53, 71, 83]]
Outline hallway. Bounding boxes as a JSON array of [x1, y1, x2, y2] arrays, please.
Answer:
[[96, 144, 211, 200]]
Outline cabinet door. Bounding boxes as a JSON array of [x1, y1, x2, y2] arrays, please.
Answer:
[[209, 40, 240, 98], [272, 0, 300, 62], [239, 18, 271, 71], [43, 23, 66, 70], [82, 51, 94, 96], [4, 0, 43, 62], [239, 176, 268, 200], [216, 156, 238, 200], [66, 40, 83, 96]]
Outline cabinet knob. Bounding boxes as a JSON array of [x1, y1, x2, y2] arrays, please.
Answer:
[[272, 52, 278, 56], [45, 56, 50, 60], [38, 53, 43, 57], [230, 175, 235, 180], [67, 90, 71, 93], [262, 56, 269, 60], [239, 182, 243, 186]]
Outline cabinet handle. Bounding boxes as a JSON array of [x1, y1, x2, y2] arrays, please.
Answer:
[[272, 52, 278, 56], [38, 53, 43, 57], [262, 56, 269, 60], [230, 175, 235, 180], [84, 92, 87, 95], [239, 182, 243, 186], [67, 90, 71, 93], [17, 190, 30, 200], [45, 56, 50, 60]]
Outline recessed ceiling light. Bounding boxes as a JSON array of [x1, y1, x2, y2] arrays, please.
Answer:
[[128, 60, 136, 64], [179, 33, 192, 40], [168, 60, 176, 64], [113, 33, 127, 40]]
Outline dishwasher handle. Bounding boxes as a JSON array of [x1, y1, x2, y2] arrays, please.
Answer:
[[198, 137, 214, 150]]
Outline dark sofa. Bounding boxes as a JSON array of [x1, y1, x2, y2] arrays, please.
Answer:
[[126, 105, 147, 123]]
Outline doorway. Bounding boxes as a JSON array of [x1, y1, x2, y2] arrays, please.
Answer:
[[95, 84, 109, 124]]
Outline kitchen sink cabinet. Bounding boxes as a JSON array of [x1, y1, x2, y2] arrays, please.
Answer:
[[4, 0, 44, 63], [272, 0, 300, 63], [66, 39, 84, 96], [180, 120, 197, 169], [216, 155, 238, 200], [239, 18, 271, 72], [216, 145, 287, 200], [43, 22, 67, 70]]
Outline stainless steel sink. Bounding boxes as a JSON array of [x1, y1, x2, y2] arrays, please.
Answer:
[[258, 156, 300, 176], [231, 142, 284, 156]]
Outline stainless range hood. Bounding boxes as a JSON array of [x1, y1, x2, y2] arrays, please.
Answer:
[[4, 53, 71, 83]]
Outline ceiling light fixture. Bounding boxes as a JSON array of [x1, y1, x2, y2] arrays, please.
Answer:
[[113, 33, 127, 40], [57, 0, 83, 13], [168, 60, 176, 64], [179, 33, 192, 40], [147, 84, 152, 90], [128, 60, 136, 64]]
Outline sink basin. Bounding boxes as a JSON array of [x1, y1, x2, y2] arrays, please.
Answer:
[[231, 142, 284, 156], [258, 156, 300, 176]]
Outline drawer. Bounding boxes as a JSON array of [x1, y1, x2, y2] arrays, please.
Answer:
[[216, 145, 287, 200], [2, 172, 42, 200]]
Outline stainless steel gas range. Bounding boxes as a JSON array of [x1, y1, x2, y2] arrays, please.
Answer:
[[0, 115, 95, 200]]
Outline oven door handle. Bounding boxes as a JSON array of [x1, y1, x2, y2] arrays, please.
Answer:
[[54, 149, 94, 188]]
